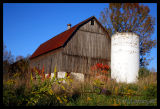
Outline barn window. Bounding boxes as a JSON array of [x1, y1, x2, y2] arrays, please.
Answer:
[[91, 19, 94, 25]]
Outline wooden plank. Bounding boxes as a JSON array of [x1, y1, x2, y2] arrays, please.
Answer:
[[30, 19, 111, 75]]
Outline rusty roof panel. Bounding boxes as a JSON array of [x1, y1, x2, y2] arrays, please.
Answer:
[[30, 16, 107, 59]]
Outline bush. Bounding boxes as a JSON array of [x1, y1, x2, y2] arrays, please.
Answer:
[[138, 67, 150, 79], [127, 84, 138, 91], [142, 84, 157, 99], [3, 64, 157, 106], [3, 65, 73, 106], [3, 80, 28, 106]]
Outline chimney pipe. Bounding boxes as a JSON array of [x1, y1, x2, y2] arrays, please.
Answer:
[[67, 24, 71, 30]]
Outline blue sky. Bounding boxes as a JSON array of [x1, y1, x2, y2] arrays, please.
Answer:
[[3, 3, 157, 71]]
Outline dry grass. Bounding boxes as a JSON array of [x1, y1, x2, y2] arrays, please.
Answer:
[[137, 73, 157, 86], [67, 72, 157, 97], [3, 71, 157, 106]]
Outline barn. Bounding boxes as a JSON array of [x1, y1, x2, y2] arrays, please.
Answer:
[[29, 16, 111, 81]]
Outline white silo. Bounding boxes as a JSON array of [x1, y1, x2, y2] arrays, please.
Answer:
[[111, 32, 139, 83]]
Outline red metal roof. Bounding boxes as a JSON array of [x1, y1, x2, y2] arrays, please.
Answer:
[[30, 16, 108, 59]]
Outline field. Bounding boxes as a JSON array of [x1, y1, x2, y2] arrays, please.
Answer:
[[3, 67, 157, 106]]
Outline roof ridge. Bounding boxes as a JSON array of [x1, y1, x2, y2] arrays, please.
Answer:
[[38, 16, 95, 47], [30, 16, 96, 59]]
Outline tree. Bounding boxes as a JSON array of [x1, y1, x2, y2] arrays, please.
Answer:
[[138, 67, 150, 79], [3, 44, 14, 64], [16, 55, 24, 62], [3, 44, 14, 73], [99, 3, 157, 67], [10, 55, 30, 77]]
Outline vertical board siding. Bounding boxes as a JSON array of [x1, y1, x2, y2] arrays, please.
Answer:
[[30, 18, 111, 75], [63, 31, 109, 59], [61, 19, 110, 73], [30, 48, 63, 73]]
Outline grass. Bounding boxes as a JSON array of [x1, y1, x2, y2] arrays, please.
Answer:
[[66, 72, 157, 106], [3, 71, 157, 106], [67, 93, 157, 106]]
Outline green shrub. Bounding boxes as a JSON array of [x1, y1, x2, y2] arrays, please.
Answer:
[[3, 65, 73, 106], [3, 86, 16, 106], [142, 84, 157, 99], [138, 67, 150, 79], [3, 64, 157, 106], [127, 84, 138, 91]]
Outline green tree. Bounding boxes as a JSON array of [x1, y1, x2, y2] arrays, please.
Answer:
[[99, 3, 157, 67]]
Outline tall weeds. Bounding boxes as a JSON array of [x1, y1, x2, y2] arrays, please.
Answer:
[[3, 64, 157, 106]]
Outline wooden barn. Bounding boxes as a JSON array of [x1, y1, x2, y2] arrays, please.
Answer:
[[29, 16, 111, 79]]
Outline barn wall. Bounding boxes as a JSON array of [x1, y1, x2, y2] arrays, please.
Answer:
[[61, 54, 110, 74], [79, 19, 107, 34], [30, 48, 63, 73], [62, 19, 111, 74], [30, 18, 111, 75]]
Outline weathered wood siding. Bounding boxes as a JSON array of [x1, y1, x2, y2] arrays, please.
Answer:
[[30, 18, 111, 74], [30, 48, 63, 73], [61, 19, 111, 74]]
